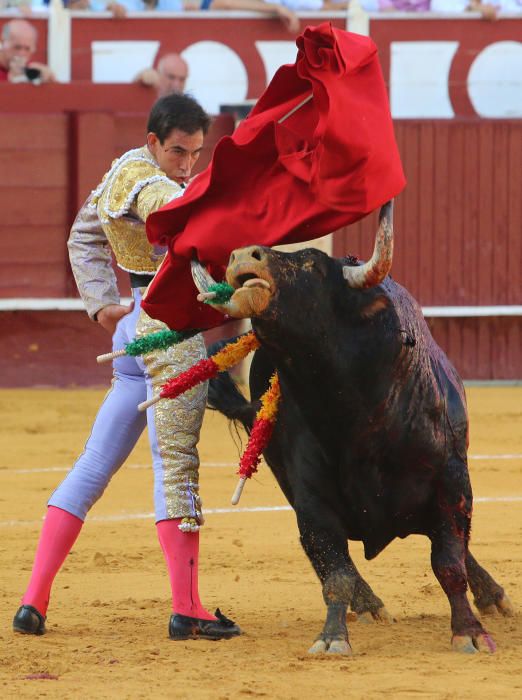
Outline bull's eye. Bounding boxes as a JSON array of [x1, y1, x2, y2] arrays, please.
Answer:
[[252, 250, 262, 261]]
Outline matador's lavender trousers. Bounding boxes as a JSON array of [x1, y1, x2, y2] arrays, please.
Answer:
[[48, 288, 207, 523], [21, 288, 212, 619]]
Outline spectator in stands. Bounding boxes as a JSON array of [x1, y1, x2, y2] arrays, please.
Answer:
[[66, 0, 129, 16], [359, 0, 430, 9], [264, 0, 347, 10], [0, 1, 33, 15], [432, 0, 522, 17], [321, 1, 349, 8], [495, 0, 522, 10], [135, 52, 189, 96], [66, 0, 174, 13], [67, 0, 300, 33], [195, 0, 299, 32], [0, 18, 55, 83], [360, 0, 521, 16]]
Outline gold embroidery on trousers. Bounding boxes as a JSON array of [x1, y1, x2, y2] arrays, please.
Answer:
[[136, 305, 207, 522]]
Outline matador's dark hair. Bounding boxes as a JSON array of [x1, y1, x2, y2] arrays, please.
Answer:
[[147, 93, 211, 143]]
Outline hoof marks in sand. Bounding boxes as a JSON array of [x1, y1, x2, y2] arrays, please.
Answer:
[[452, 633, 496, 654]]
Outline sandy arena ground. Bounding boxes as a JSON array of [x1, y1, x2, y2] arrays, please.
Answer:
[[0, 386, 521, 699]]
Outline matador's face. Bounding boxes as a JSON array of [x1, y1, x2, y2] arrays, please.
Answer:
[[147, 128, 204, 185]]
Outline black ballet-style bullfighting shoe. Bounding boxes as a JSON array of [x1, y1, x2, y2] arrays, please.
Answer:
[[169, 608, 241, 641], [13, 605, 46, 635]]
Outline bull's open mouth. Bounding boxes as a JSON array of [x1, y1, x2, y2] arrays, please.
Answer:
[[231, 270, 271, 292], [236, 273, 271, 290], [221, 263, 274, 318]]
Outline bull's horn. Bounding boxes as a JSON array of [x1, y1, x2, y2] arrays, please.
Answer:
[[343, 201, 394, 289], [191, 258, 219, 294]]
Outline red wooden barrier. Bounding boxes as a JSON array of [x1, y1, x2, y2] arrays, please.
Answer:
[[331, 120, 522, 380], [0, 85, 520, 382], [333, 120, 522, 307], [0, 84, 234, 301]]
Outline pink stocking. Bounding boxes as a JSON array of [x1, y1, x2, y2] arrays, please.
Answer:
[[22, 506, 83, 617], [156, 519, 215, 620]]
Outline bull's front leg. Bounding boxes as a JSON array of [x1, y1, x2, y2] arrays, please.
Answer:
[[430, 460, 496, 654], [296, 510, 355, 655]]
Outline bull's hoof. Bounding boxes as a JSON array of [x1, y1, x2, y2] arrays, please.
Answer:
[[357, 606, 394, 624], [451, 633, 496, 654], [308, 638, 353, 655], [477, 594, 514, 618]]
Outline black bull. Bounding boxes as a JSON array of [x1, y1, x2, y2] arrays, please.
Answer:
[[202, 204, 512, 655]]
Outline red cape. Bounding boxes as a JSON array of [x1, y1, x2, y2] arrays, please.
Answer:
[[143, 23, 406, 331]]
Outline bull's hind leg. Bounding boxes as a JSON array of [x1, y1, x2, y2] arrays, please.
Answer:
[[466, 551, 514, 618], [297, 511, 355, 655], [430, 459, 495, 654]]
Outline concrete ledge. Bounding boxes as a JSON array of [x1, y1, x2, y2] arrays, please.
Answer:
[[2, 299, 522, 317]]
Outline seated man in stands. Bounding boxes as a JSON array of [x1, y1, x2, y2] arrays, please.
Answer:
[[0, 18, 55, 83], [134, 52, 189, 96]]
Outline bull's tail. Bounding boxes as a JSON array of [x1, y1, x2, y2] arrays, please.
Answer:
[[207, 339, 257, 432]]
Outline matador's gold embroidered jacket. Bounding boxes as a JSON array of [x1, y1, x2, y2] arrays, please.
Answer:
[[68, 146, 183, 319], [66, 147, 207, 524]]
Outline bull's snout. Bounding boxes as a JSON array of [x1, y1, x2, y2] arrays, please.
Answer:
[[229, 246, 267, 267], [222, 246, 274, 319], [191, 248, 271, 319], [227, 246, 272, 290]]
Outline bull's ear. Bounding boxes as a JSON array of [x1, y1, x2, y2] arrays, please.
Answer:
[[316, 255, 330, 278], [360, 294, 390, 320]]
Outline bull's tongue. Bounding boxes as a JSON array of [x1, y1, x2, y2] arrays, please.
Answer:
[[242, 278, 270, 290]]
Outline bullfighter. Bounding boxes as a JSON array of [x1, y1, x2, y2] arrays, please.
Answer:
[[13, 93, 240, 642]]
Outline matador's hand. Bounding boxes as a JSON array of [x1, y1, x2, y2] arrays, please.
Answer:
[[96, 302, 135, 336]]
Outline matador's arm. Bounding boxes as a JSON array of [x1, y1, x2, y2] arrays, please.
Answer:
[[132, 178, 184, 222], [67, 194, 120, 321]]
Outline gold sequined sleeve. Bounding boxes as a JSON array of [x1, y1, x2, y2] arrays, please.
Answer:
[[132, 179, 183, 222], [67, 195, 120, 321]]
